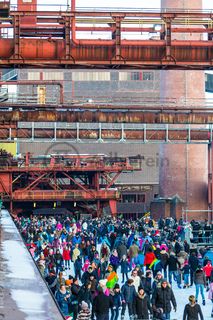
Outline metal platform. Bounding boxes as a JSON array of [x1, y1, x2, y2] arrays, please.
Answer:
[[0, 209, 64, 320]]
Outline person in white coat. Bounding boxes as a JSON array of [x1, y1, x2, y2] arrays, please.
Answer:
[[130, 269, 141, 292]]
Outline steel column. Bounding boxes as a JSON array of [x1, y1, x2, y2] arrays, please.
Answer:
[[164, 18, 173, 61], [112, 16, 124, 61], [71, 0, 76, 43], [12, 15, 21, 60]]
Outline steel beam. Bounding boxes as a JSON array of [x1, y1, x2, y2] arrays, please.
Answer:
[[2, 109, 213, 124], [0, 44, 211, 69], [0, 9, 212, 68]]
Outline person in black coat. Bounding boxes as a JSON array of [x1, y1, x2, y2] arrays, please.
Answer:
[[184, 240, 190, 254], [140, 270, 152, 301], [134, 287, 152, 320], [81, 266, 96, 285], [74, 256, 82, 280], [167, 252, 181, 286], [92, 286, 113, 320], [45, 270, 57, 295], [183, 295, 204, 320], [78, 281, 93, 308], [110, 283, 122, 320], [152, 279, 177, 320], [71, 278, 81, 320], [117, 242, 128, 260], [189, 253, 199, 286], [54, 249, 63, 275]]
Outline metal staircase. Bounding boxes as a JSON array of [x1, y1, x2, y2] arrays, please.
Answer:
[[1, 69, 17, 81]]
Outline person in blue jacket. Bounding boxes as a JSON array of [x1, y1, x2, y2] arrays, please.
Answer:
[[120, 255, 131, 283], [121, 278, 137, 320], [55, 284, 71, 317]]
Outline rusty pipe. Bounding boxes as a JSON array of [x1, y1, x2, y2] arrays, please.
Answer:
[[0, 102, 212, 111], [71, 0, 78, 45], [1, 110, 213, 124]]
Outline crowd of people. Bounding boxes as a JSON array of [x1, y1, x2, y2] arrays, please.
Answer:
[[14, 214, 213, 320]]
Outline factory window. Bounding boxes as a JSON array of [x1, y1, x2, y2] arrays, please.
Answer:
[[43, 72, 64, 80], [119, 72, 129, 81], [72, 72, 110, 81], [119, 72, 141, 81], [28, 72, 40, 80], [122, 194, 137, 203], [143, 72, 154, 80], [137, 194, 145, 202], [119, 71, 152, 81], [131, 72, 142, 81]]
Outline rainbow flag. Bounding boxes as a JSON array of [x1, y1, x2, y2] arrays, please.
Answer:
[[106, 271, 118, 289], [149, 258, 158, 269]]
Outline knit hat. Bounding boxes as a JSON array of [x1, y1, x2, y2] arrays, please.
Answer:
[[114, 283, 120, 289], [157, 271, 162, 275], [162, 279, 167, 284], [99, 279, 107, 286], [65, 279, 72, 286], [81, 301, 88, 309]]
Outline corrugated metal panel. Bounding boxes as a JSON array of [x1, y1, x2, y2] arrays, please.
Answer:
[[43, 72, 64, 81], [28, 72, 40, 80]]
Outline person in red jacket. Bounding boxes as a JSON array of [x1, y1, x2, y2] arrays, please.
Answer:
[[144, 248, 156, 270], [203, 260, 213, 290], [63, 245, 71, 270]]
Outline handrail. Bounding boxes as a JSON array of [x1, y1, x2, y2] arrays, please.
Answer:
[[1, 69, 17, 81]]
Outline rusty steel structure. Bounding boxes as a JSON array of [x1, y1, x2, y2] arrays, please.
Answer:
[[0, 151, 141, 216], [0, 2, 212, 68], [2, 104, 213, 124], [0, 122, 212, 143]]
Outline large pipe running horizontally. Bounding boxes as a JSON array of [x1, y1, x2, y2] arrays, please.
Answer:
[[2, 110, 213, 124]]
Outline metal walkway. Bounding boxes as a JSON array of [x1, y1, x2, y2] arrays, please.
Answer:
[[0, 210, 64, 320]]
